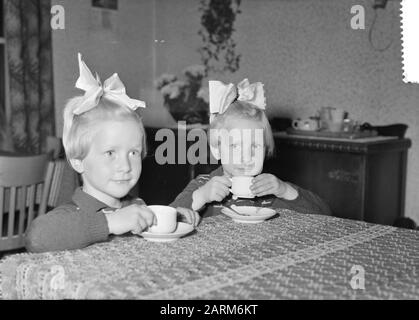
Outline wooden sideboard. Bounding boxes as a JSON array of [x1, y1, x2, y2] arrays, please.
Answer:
[[138, 127, 411, 226], [264, 133, 411, 225]]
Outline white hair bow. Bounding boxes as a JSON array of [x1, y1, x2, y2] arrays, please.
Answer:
[[73, 53, 146, 115], [209, 78, 266, 118]]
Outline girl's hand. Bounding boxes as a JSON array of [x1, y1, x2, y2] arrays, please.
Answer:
[[250, 174, 297, 199], [105, 204, 157, 235], [176, 207, 201, 227], [192, 176, 232, 210]]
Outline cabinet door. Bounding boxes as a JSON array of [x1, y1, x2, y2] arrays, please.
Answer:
[[138, 155, 191, 205], [364, 151, 405, 225], [265, 146, 365, 220]]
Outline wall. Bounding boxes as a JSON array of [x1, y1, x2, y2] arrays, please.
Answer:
[[51, 0, 419, 222], [51, 0, 176, 133]]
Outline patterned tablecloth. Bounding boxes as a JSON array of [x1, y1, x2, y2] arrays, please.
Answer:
[[0, 210, 418, 300]]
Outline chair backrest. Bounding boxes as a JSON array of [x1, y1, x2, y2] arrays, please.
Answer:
[[35, 159, 67, 208], [0, 154, 54, 251], [45, 159, 66, 207]]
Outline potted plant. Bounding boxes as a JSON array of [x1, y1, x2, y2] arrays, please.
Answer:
[[155, 65, 209, 124]]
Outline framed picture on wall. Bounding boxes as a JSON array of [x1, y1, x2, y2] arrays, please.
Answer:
[[92, 0, 118, 10]]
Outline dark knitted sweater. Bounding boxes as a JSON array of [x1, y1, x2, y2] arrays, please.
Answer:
[[25, 187, 145, 253], [170, 167, 332, 217]]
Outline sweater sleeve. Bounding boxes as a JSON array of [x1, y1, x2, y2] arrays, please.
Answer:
[[272, 182, 332, 216], [25, 205, 110, 253]]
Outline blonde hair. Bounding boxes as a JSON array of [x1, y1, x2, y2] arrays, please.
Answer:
[[62, 96, 147, 160], [209, 100, 275, 157]]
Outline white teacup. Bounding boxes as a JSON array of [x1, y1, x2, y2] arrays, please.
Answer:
[[292, 118, 320, 131], [147, 205, 177, 234], [230, 176, 254, 198]]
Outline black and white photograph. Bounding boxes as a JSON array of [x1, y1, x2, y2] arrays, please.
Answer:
[[0, 0, 418, 305]]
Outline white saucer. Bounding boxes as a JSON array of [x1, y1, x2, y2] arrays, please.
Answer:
[[140, 222, 195, 242], [221, 206, 277, 224]]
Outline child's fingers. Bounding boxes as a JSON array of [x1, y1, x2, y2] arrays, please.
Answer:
[[130, 220, 141, 234], [214, 182, 229, 194], [140, 216, 151, 230], [192, 211, 201, 227], [212, 193, 225, 202], [210, 184, 229, 200], [138, 205, 155, 226], [185, 210, 200, 227], [251, 175, 278, 190], [132, 216, 147, 234], [251, 173, 269, 183], [213, 176, 232, 187], [185, 210, 195, 226], [253, 190, 272, 197], [216, 188, 230, 199], [250, 179, 269, 192], [252, 182, 274, 196], [252, 174, 276, 185], [214, 189, 229, 201], [185, 212, 194, 225], [220, 175, 232, 187], [143, 211, 155, 227], [176, 208, 198, 226]]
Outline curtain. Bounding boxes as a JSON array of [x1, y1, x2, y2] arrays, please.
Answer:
[[4, 0, 55, 154]]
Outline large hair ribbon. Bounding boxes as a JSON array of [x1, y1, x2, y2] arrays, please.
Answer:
[[73, 53, 146, 115], [208, 78, 266, 119]]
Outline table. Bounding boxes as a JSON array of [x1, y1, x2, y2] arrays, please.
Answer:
[[266, 133, 411, 225], [0, 210, 418, 299]]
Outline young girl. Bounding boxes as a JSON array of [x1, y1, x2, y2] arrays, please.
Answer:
[[170, 79, 332, 217], [25, 54, 199, 253]]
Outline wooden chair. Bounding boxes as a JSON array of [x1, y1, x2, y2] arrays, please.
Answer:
[[35, 159, 67, 210], [0, 154, 54, 252], [44, 136, 77, 207]]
